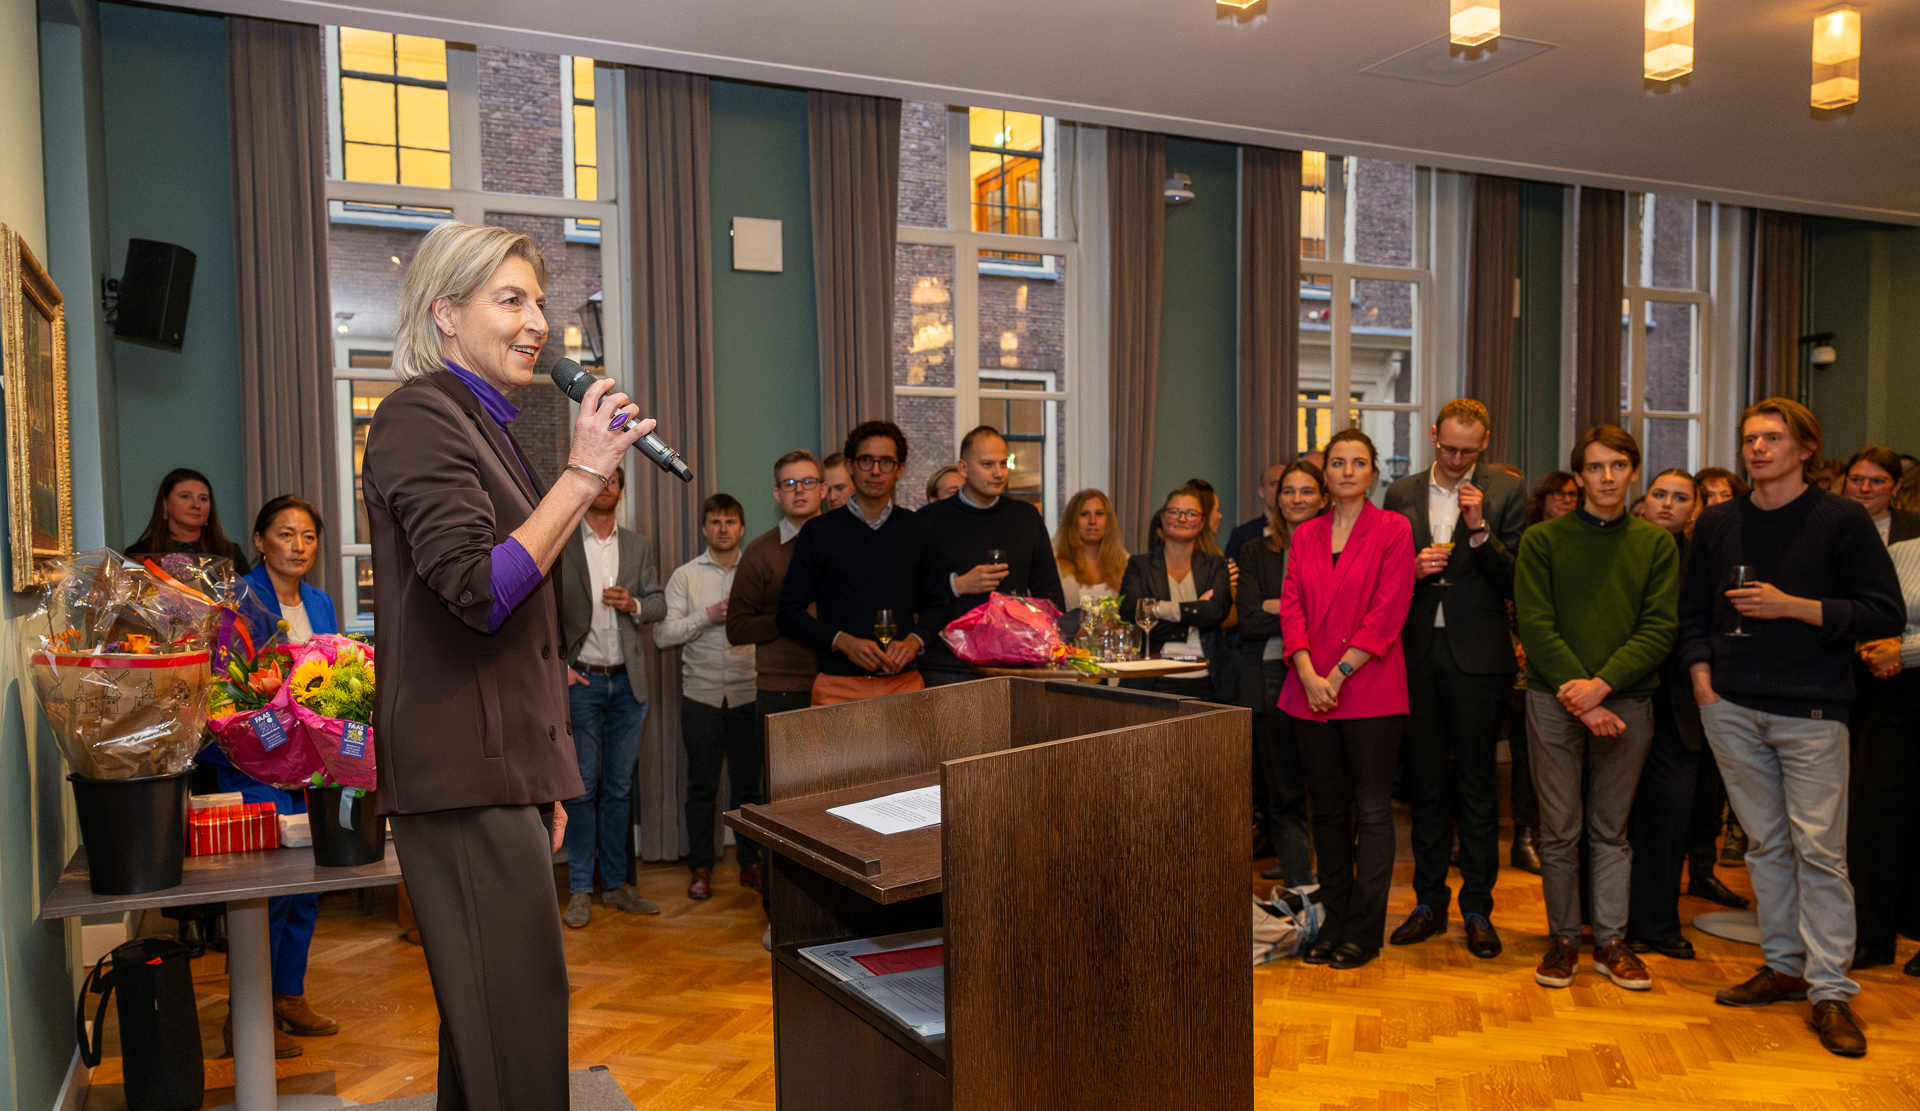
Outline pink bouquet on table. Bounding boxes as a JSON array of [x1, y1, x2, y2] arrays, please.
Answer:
[[281, 635, 377, 792], [207, 641, 325, 790], [939, 592, 1066, 667]]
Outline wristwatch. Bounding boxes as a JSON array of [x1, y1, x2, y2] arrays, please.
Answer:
[[1337, 661, 1355, 677]]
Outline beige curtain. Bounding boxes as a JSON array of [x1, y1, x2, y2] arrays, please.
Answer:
[[226, 16, 339, 601], [1237, 147, 1301, 523], [625, 67, 718, 861], [809, 91, 901, 450], [1748, 209, 1805, 404], [1108, 129, 1166, 552], [1466, 174, 1521, 461], [1574, 186, 1625, 434]]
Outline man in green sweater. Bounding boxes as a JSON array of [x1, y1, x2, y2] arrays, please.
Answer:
[[1516, 425, 1678, 993]]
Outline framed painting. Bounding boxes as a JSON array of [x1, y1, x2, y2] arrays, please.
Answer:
[[3, 226, 72, 589]]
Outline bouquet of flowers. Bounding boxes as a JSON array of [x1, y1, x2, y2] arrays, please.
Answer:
[[206, 629, 320, 789], [23, 549, 229, 779], [940, 592, 1067, 667], [282, 635, 377, 792]]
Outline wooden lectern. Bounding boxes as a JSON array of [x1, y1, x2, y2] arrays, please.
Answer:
[[725, 678, 1253, 1111]]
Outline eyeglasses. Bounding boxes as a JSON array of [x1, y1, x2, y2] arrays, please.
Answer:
[[1846, 473, 1892, 490], [1164, 508, 1203, 522], [776, 477, 822, 491], [1435, 445, 1483, 460], [852, 455, 900, 474]]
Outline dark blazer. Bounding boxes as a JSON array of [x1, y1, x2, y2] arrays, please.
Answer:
[[558, 523, 666, 703], [1224, 515, 1268, 572], [1888, 508, 1920, 547], [1233, 536, 1287, 645], [1382, 462, 1528, 675], [362, 370, 584, 815], [1119, 548, 1232, 652]]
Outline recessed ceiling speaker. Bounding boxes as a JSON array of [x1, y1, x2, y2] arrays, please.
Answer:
[[114, 239, 197, 352]]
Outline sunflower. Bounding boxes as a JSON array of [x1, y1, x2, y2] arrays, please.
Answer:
[[288, 657, 332, 701]]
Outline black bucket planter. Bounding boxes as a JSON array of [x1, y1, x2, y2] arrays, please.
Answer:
[[306, 786, 385, 867], [69, 767, 193, 895]]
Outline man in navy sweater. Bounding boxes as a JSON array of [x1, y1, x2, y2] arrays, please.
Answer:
[[1679, 398, 1902, 1058], [917, 425, 1066, 686], [776, 420, 949, 705]]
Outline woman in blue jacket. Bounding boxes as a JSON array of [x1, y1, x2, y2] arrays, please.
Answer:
[[212, 495, 340, 1056]]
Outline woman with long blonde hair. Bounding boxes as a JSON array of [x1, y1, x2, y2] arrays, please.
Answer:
[[1054, 488, 1129, 612]]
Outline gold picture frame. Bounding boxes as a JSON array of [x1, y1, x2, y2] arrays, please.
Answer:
[[3, 226, 72, 590]]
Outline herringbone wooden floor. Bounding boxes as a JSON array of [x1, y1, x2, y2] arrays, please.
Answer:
[[83, 802, 1920, 1111]]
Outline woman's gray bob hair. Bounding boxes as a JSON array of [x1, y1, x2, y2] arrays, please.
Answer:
[[391, 222, 547, 382]]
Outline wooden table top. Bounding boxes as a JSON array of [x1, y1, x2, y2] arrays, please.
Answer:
[[971, 658, 1209, 683], [727, 772, 944, 904], [41, 845, 405, 921]]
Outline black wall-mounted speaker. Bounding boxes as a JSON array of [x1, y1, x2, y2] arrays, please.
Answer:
[[114, 239, 197, 352]]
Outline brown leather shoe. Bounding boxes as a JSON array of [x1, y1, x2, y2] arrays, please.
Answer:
[[224, 1012, 303, 1059], [687, 867, 713, 900], [1593, 943, 1653, 991], [1809, 1000, 1866, 1057], [1535, 938, 1579, 989], [739, 864, 762, 891], [1716, 965, 1810, 1007], [273, 993, 338, 1036]]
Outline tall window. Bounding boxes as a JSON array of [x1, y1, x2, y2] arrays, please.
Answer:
[[324, 30, 622, 627], [337, 29, 449, 188], [1621, 194, 1707, 482], [1298, 156, 1430, 489], [893, 104, 1076, 521]]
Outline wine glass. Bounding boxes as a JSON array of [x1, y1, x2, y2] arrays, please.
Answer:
[[1726, 566, 1757, 638], [873, 609, 897, 650], [1430, 520, 1456, 587], [1136, 598, 1160, 658]]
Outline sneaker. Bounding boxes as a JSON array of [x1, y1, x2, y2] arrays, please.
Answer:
[[605, 884, 662, 915], [1594, 943, 1653, 991], [562, 891, 592, 929], [1535, 938, 1579, 988]]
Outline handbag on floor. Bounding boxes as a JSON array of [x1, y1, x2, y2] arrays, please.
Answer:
[[1252, 885, 1324, 965], [77, 937, 205, 1111]]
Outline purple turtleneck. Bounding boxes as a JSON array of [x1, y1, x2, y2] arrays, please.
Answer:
[[445, 362, 543, 632]]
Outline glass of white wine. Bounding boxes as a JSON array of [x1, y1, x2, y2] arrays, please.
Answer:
[[872, 609, 897, 675], [1430, 541, 1456, 586], [1136, 598, 1160, 660]]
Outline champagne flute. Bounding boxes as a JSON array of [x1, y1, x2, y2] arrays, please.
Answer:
[[1726, 565, 1757, 637], [873, 609, 897, 650], [1136, 598, 1160, 659], [1430, 520, 1456, 587]]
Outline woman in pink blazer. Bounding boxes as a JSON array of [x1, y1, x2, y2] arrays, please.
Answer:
[[1279, 428, 1416, 969]]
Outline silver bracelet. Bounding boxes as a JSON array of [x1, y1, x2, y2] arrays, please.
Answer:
[[566, 462, 613, 486]]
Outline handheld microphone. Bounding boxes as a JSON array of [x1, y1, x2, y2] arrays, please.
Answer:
[[550, 358, 692, 484]]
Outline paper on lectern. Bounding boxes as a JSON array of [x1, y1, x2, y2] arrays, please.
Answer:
[[826, 784, 942, 835]]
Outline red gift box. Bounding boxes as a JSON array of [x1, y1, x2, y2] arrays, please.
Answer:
[[187, 802, 281, 856]]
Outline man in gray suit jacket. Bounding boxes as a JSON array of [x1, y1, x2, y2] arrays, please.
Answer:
[[557, 466, 667, 928], [1381, 400, 1529, 959]]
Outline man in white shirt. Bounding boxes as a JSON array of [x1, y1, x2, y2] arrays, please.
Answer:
[[558, 467, 667, 929], [656, 494, 760, 901]]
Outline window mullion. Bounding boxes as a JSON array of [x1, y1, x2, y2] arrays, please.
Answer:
[[953, 247, 980, 456], [446, 44, 481, 193]]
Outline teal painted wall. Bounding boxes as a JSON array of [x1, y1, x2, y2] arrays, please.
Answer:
[[1512, 182, 1565, 480], [1154, 138, 1240, 528], [709, 79, 818, 530], [99, 2, 245, 548], [1805, 218, 1920, 457]]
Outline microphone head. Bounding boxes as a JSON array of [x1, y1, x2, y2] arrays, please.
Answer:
[[549, 358, 593, 403]]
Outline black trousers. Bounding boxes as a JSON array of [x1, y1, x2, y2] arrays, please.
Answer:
[[390, 805, 570, 1111], [1295, 715, 1404, 951], [1237, 647, 1313, 886], [1506, 686, 1538, 828], [1850, 669, 1920, 959], [1626, 698, 1698, 943], [682, 696, 762, 872], [1403, 627, 1510, 919]]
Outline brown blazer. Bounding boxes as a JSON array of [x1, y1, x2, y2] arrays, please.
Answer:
[[362, 370, 583, 815]]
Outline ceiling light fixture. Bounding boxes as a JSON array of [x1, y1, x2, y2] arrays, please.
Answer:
[[1216, 0, 1260, 8], [1811, 6, 1861, 109], [1449, 0, 1500, 47], [1643, 0, 1694, 82]]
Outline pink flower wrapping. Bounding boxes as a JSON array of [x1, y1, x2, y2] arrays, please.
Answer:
[[939, 593, 1066, 666]]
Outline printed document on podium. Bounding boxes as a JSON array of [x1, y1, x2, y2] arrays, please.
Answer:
[[846, 964, 946, 1036], [827, 784, 942, 835]]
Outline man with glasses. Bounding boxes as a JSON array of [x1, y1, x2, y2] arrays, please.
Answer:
[[778, 421, 950, 705], [1382, 398, 1530, 960], [917, 425, 1065, 687]]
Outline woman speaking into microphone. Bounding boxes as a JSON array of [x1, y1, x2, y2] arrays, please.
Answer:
[[362, 222, 649, 1109]]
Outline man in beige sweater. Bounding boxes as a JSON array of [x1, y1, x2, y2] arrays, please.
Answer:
[[726, 449, 825, 939]]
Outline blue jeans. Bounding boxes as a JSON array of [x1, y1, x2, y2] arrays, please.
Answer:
[[214, 764, 316, 995], [563, 671, 648, 894], [1700, 698, 1858, 1002]]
